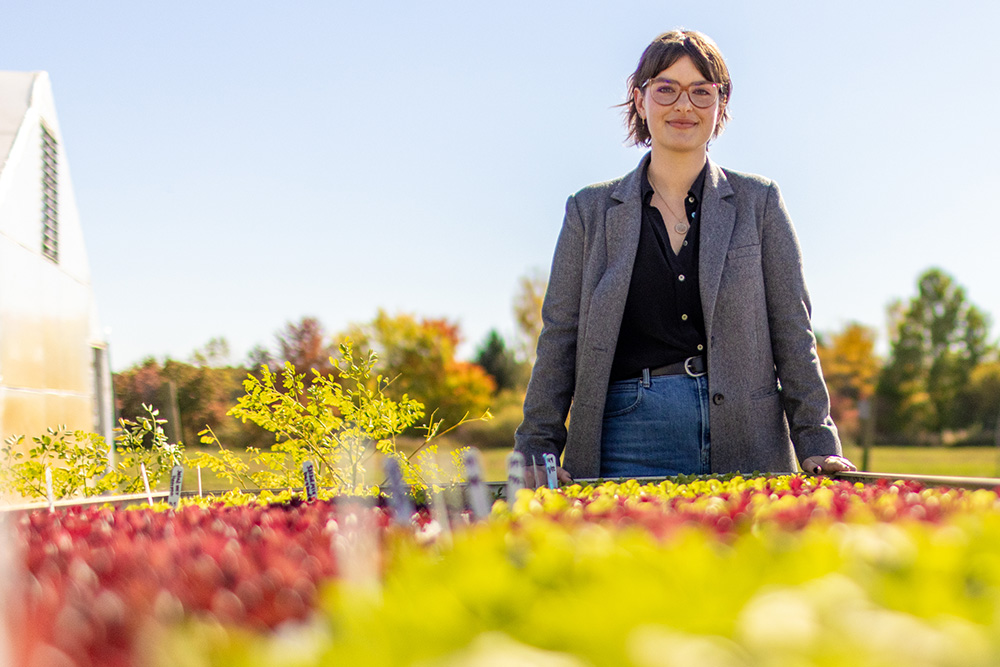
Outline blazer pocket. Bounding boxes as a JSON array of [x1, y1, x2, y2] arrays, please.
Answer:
[[727, 244, 761, 260], [750, 383, 780, 399]]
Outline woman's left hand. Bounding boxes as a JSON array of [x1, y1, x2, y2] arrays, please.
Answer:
[[801, 455, 857, 475]]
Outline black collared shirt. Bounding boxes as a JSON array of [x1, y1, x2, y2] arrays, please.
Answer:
[[609, 162, 708, 382]]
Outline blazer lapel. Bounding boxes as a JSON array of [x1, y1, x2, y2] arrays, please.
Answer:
[[698, 159, 736, 338], [579, 154, 645, 365], [605, 153, 647, 274]]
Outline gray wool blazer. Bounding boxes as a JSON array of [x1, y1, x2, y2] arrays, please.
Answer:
[[514, 153, 841, 478]]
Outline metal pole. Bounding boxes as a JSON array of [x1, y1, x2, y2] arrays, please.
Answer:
[[858, 397, 873, 471], [994, 412, 1000, 478]]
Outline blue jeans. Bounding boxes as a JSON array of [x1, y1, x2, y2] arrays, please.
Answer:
[[600, 369, 711, 478]]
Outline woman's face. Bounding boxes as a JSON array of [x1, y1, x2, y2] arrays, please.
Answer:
[[633, 55, 721, 156]]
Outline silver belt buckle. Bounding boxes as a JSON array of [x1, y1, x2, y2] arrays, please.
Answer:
[[684, 356, 706, 378]]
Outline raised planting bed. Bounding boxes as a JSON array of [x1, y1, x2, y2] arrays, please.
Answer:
[[5, 473, 1000, 666]]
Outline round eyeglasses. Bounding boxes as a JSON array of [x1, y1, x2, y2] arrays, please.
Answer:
[[642, 78, 721, 109]]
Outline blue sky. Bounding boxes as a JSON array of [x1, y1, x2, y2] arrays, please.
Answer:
[[3, 1, 999, 369]]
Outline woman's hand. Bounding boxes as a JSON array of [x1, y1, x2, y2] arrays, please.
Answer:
[[802, 455, 857, 475], [524, 464, 575, 489]]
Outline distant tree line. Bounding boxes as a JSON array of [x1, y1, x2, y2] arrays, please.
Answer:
[[113, 275, 546, 449], [821, 267, 1000, 446], [117, 267, 993, 452]]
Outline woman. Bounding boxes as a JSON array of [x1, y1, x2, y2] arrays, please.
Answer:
[[514, 30, 855, 484]]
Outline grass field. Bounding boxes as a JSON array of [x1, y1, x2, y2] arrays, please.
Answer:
[[840, 442, 1000, 478]]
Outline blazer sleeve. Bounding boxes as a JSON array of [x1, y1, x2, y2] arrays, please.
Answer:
[[514, 194, 586, 463], [759, 181, 843, 462]]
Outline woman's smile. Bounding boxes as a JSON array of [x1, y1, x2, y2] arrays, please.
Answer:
[[667, 118, 698, 129]]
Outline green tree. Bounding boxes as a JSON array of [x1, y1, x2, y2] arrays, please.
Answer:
[[474, 329, 524, 394], [191, 337, 231, 367], [114, 358, 172, 440], [877, 268, 991, 438], [953, 360, 1000, 440]]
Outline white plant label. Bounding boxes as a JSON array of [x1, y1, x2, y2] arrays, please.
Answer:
[[383, 458, 414, 525], [140, 462, 154, 505], [197, 465, 203, 497], [506, 451, 525, 500], [168, 465, 184, 508], [543, 453, 558, 489], [430, 482, 452, 544], [302, 460, 318, 501], [45, 466, 55, 512], [462, 448, 490, 520]]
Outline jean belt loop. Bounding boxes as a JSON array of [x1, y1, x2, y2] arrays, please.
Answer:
[[642, 367, 651, 388]]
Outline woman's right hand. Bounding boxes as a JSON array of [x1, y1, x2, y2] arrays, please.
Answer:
[[802, 454, 857, 474], [524, 464, 574, 489]]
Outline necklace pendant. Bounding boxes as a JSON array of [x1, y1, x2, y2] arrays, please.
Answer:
[[674, 222, 690, 235]]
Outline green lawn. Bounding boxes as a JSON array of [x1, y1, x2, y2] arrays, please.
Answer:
[[842, 443, 1000, 478]]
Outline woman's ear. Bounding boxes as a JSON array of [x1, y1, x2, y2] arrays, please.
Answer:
[[632, 86, 646, 121]]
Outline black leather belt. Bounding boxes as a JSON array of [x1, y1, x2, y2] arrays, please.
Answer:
[[648, 355, 707, 378]]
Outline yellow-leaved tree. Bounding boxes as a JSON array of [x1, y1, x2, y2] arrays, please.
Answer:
[[817, 322, 881, 442]]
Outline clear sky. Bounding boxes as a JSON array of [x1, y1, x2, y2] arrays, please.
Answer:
[[2, 1, 999, 370]]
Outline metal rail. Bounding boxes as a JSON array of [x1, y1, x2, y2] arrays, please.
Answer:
[[524, 471, 1000, 492], [828, 470, 1000, 491], [1, 490, 170, 513]]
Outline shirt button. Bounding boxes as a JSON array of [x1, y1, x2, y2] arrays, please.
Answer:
[[681, 314, 688, 321], [697, 344, 704, 351], [688, 196, 695, 203], [683, 240, 688, 246], [690, 212, 696, 218], [678, 275, 685, 282], [712, 393, 725, 405]]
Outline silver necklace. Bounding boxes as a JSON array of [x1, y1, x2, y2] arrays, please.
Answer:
[[653, 190, 690, 235]]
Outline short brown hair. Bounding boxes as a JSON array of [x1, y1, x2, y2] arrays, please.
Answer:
[[623, 30, 732, 146]]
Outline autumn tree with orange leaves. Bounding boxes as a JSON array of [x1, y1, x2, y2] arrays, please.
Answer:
[[342, 310, 495, 432]]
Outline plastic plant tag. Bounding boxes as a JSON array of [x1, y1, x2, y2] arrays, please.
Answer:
[[302, 460, 319, 501], [140, 462, 154, 506], [167, 465, 183, 509], [333, 498, 379, 591], [383, 458, 414, 526], [543, 453, 558, 489], [197, 465, 203, 497], [463, 448, 490, 520], [426, 452, 453, 546], [506, 451, 525, 500], [44, 466, 55, 512]]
